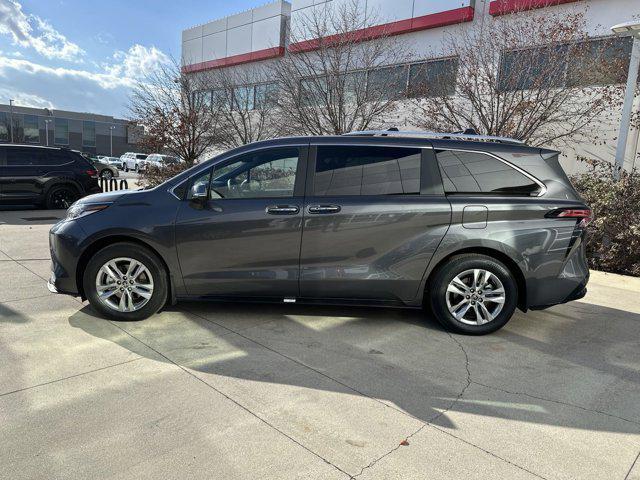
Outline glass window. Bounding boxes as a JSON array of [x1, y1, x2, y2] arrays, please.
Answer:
[[211, 89, 231, 109], [499, 44, 568, 91], [367, 66, 408, 100], [83, 121, 96, 147], [314, 146, 421, 196], [254, 83, 279, 110], [0, 112, 8, 142], [209, 148, 300, 199], [24, 115, 39, 143], [566, 37, 633, 87], [408, 58, 459, 98], [5, 147, 48, 166], [232, 86, 255, 111], [300, 76, 327, 107], [436, 150, 541, 196], [54, 118, 69, 145]]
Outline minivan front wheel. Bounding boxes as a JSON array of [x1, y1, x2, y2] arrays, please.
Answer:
[[83, 243, 168, 321], [429, 254, 518, 335]]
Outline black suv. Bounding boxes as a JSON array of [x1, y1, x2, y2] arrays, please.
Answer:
[[0, 145, 101, 209], [48, 132, 591, 334]]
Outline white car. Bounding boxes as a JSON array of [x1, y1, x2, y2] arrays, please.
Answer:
[[139, 154, 181, 171], [120, 152, 149, 172]]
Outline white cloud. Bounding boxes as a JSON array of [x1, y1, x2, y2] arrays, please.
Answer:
[[0, 44, 171, 116], [0, 0, 84, 61], [104, 44, 170, 81]]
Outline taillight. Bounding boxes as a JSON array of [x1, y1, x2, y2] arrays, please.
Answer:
[[86, 169, 98, 178], [546, 207, 593, 227]]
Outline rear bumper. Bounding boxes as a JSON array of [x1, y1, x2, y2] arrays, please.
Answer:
[[529, 281, 587, 311]]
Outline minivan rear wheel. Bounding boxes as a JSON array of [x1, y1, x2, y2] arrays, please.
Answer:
[[429, 254, 518, 335], [83, 242, 168, 321]]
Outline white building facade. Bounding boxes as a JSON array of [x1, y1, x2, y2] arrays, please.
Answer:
[[182, 0, 640, 173]]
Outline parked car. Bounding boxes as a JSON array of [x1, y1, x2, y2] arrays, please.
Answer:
[[103, 156, 123, 167], [0, 144, 101, 209], [88, 158, 119, 180], [48, 131, 591, 334], [138, 153, 181, 171], [120, 152, 148, 172]]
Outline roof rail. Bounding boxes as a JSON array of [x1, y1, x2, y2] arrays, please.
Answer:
[[343, 129, 525, 145]]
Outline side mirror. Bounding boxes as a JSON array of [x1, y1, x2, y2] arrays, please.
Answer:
[[189, 182, 208, 205]]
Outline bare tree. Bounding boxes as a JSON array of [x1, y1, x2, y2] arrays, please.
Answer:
[[271, 0, 412, 135], [201, 66, 283, 148], [411, 8, 628, 146], [128, 59, 222, 166]]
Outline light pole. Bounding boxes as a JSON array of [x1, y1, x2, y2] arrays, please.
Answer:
[[109, 125, 116, 156], [44, 119, 52, 146], [9, 99, 14, 143], [611, 21, 640, 176]]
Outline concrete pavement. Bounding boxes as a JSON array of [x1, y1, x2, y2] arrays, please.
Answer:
[[1, 209, 639, 479]]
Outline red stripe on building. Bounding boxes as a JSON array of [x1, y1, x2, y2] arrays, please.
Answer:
[[182, 46, 285, 73], [489, 0, 582, 16], [289, 6, 475, 54]]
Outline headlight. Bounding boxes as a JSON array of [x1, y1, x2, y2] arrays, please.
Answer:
[[66, 202, 112, 220]]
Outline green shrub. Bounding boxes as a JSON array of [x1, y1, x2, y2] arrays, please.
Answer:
[[571, 158, 640, 277]]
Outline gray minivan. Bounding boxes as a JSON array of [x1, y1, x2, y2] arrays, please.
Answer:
[[48, 131, 591, 334]]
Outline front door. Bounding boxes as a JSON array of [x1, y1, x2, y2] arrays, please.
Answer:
[[299, 144, 451, 303], [175, 146, 307, 298]]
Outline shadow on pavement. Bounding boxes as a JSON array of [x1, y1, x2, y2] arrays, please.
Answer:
[[69, 299, 640, 435]]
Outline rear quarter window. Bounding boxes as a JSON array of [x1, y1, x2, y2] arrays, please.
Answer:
[[436, 150, 541, 196]]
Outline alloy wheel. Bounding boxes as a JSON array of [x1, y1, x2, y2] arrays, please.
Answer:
[[95, 257, 154, 312], [445, 269, 506, 325]]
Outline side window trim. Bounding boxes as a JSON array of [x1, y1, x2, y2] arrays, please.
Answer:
[[420, 147, 444, 196], [308, 143, 426, 197], [436, 148, 547, 197], [173, 145, 309, 201]]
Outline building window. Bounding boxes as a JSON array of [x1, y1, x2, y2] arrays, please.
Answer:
[[83, 121, 96, 147], [254, 83, 279, 110], [408, 58, 459, 98], [23, 115, 39, 143], [367, 65, 408, 100], [232, 85, 255, 111], [499, 36, 632, 91], [0, 112, 8, 142], [54, 118, 69, 145]]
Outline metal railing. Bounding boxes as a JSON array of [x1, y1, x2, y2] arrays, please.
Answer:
[[99, 177, 129, 192]]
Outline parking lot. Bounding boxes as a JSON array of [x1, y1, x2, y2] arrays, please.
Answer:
[[1, 208, 639, 480]]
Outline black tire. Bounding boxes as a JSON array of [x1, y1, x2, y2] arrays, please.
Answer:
[[45, 184, 79, 210], [101, 169, 113, 180], [83, 242, 168, 321], [428, 254, 518, 335]]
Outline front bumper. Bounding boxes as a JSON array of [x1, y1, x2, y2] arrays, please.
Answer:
[[48, 220, 85, 296]]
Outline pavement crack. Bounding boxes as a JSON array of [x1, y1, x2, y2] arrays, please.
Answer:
[[0, 357, 143, 397], [625, 449, 640, 480], [349, 330, 474, 479], [472, 381, 640, 427], [105, 320, 352, 479]]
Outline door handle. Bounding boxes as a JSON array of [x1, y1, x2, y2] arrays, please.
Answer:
[[266, 205, 300, 215], [308, 205, 341, 214]]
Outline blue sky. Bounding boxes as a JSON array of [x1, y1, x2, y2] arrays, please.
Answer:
[[0, 0, 262, 117]]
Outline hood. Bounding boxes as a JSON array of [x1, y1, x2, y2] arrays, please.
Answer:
[[77, 188, 141, 204]]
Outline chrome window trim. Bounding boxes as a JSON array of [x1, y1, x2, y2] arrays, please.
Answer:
[[436, 148, 547, 197], [167, 143, 309, 200]]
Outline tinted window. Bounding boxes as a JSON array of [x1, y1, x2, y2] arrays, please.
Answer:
[[5, 148, 48, 166], [210, 148, 299, 199], [314, 146, 421, 196], [83, 121, 96, 147], [135, 154, 148, 160], [408, 58, 459, 98], [24, 115, 39, 143], [436, 150, 540, 196], [368, 65, 408, 100]]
